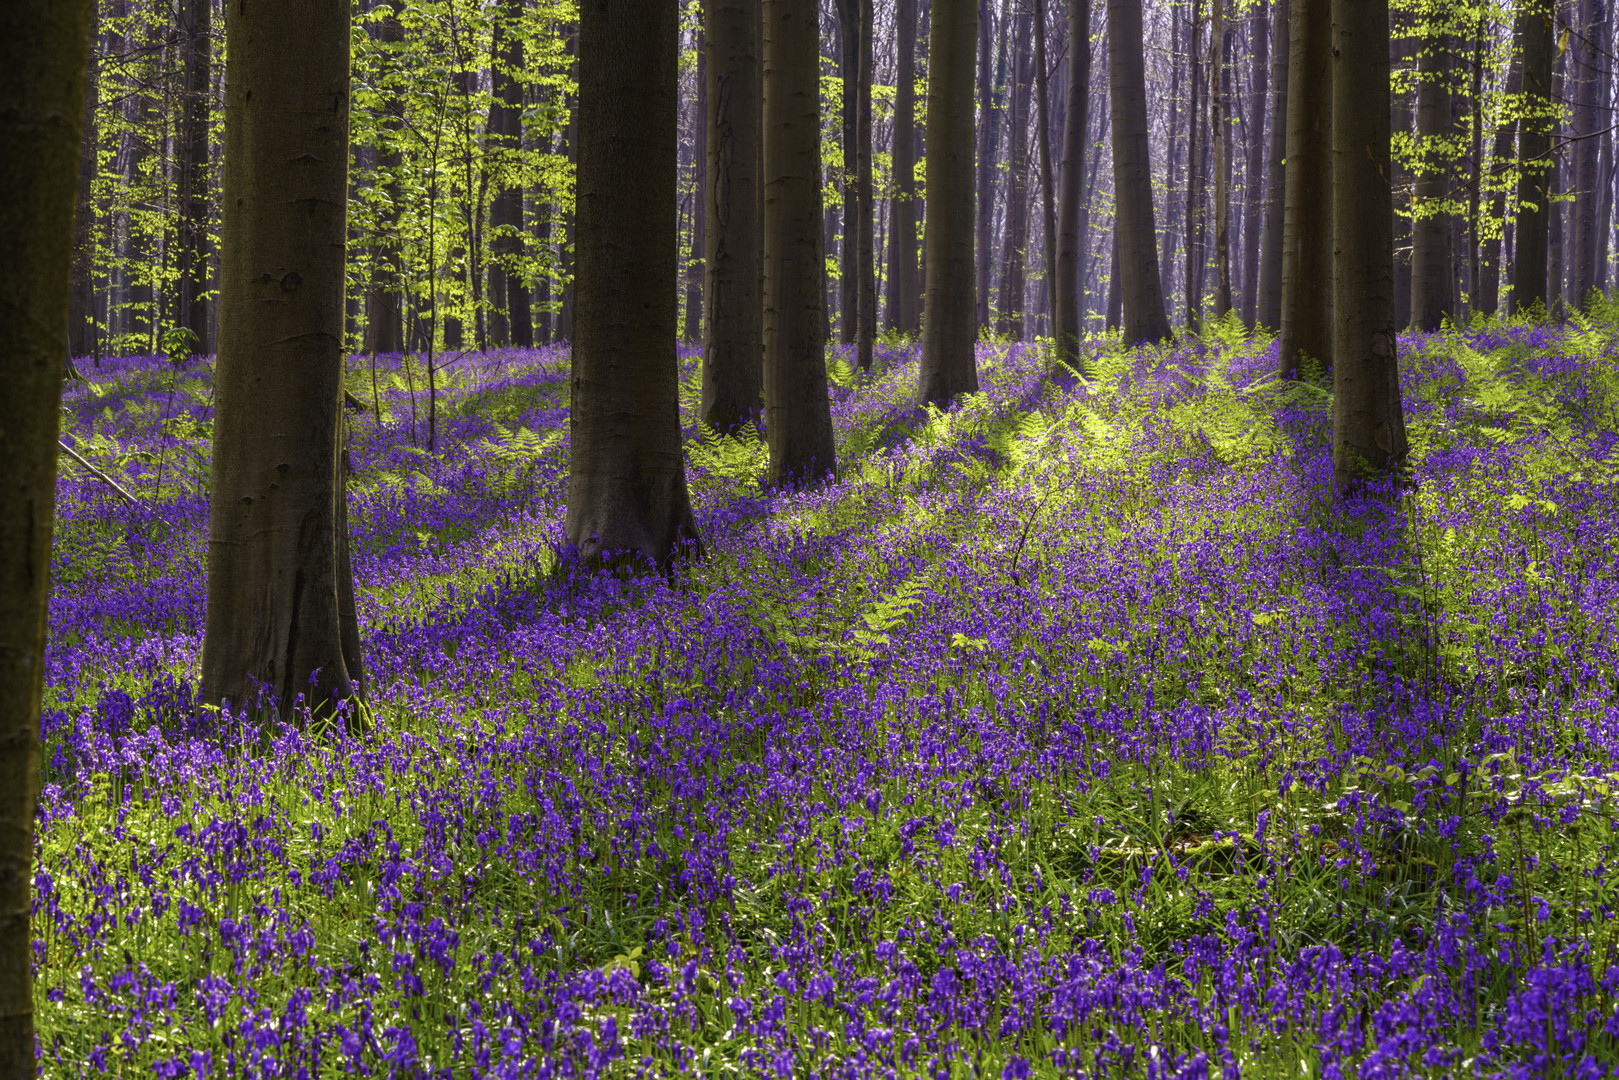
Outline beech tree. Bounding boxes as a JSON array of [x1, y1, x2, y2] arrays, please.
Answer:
[[202, 0, 366, 718], [702, 0, 763, 433], [1331, 0, 1407, 493], [1514, 0, 1554, 314], [488, 0, 533, 348], [565, 0, 702, 561], [1107, 0, 1171, 343], [885, 0, 922, 335], [1278, 0, 1331, 377], [0, 0, 93, 1066], [921, 0, 979, 402], [763, 0, 837, 483], [1054, 0, 1093, 364]]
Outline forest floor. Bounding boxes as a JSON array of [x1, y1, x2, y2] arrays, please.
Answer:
[[33, 315, 1619, 1078]]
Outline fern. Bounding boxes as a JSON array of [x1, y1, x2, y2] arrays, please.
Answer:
[[686, 425, 768, 497]]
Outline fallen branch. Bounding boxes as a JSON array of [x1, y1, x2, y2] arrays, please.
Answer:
[[58, 439, 140, 505]]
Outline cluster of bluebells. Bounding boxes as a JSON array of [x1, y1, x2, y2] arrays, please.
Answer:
[[32, 324, 1619, 1078]]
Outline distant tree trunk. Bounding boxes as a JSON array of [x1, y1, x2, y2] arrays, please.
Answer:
[[1210, 0, 1233, 317], [1331, 0, 1406, 494], [175, 0, 212, 349], [1107, 0, 1172, 343], [1548, 41, 1567, 312], [855, 0, 876, 367], [837, 0, 859, 343], [920, 0, 979, 401], [1183, 0, 1204, 324], [1479, 51, 1520, 316], [0, 2, 92, 1068], [1255, 0, 1287, 329], [566, 0, 701, 563], [997, 5, 1034, 336], [1078, 85, 1108, 329], [558, 31, 578, 340], [1390, 16, 1414, 329], [1106, 231, 1122, 329], [1033, 0, 1059, 340], [1055, 0, 1092, 364], [1411, 11, 1452, 331], [1570, 0, 1601, 308], [69, 1, 99, 360], [703, 0, 762, 432], [1240, 0, 1268, 325], [488, 0, 531, 348], [685, 37, 707, 343], [1597, 46, 1614, 293], [1515, 0, 1553, 315], [764, 0, 838, 481], [1467, 6, 1484, 319], [369, 2, 406, 354], [203, 0, 362, 717], [1159, 5, 1182, 313], [1278, 0, 1332, 377], [886, 0, 921, 334], [976, 2, 1007, 330]]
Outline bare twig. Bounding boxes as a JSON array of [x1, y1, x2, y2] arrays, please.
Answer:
[[58, 439, 140, 505]]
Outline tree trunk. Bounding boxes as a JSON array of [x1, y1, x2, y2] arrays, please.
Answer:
[[1570, 0, 1601, 309], [1159, 4, 1182, 314], [1255, 0, 1287, 330], [1390, 15, 1414, 329], [558, 30, 578, 340], [567, 0, 702, 563], [838, 0, 859, 343], [996, 5, 1034, 336], [1411, 11, 1452, 331], [1184, 0, 1204, 325], [1033, 0, 1059, 341], [1211, 0, 1233, 318], [885, 0, 921, 334], [1107, 0, 1172, 343], [920, 0, 979, 401], [1240, 0, 1268, 325], [1278, 0, 1331, 377], [0, 2, 92, 1066], [703, 0, 763, 432], [369, 2, 406, 354], [686, 36, 708, 344], [975, 1, 1006, 331], [1479, 51, 1520, 316], [855, 0, 876, 367], [1331, 0, 1406, 494], [174, 0, 212, 350], [1515, 0, 1553, 315], [69, 0, 98, 360], [764, 0, 838, 481], [488, 0, 532, 348], [203, 0, 361, 719], [1055, 0, 1092, 363]]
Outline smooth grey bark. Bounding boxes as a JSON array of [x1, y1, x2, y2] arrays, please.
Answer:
[[1411, 12, 1452, 332], [1331, 0, 1406, 495], [996, 4, 1034, 336], [69, 1, 98, 360], [1390, 16, 1414, 329], [1054, 0, 1092, 365], [837, 0, 859, 343], [1570, 0, 1601, 308], [686, 37, 708, 344], [920, 0, 979, 402], [703, 0, 763, 432], [1278, 0, 1331, 377], [885, 0, 921, 334], [855, 0, 876, 368], [488, 0, 532, 348], [1240, 0, 1268, 325], [1478, 52, 1519, 315], [203, 0, 363, 719], [764, 0, 838, 483], [1184, 0, 1204, 324], [1033, 0, 1058, 339], [0, 3, 92, 1066], [566, 0, 701, 563], [1255, 0, 1288, 330], [1210, 0, 1233, 318], [1515, 0, 1553, 315], [975, 2, 1006, 330], [175, 0, 211, 350], [1107, 0, 1171, 343], [368, 2, 406, 354]]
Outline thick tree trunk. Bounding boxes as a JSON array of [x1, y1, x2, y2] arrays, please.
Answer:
[[1240, 0, 1268, 325], [203, 0, 361, 719], [1054, 0, 1092, 364], [1107, 0, 1172, 343], [855, 0, 876, 368], [1278, 0, 1331, 377], [488, 0, 532, 348], [920, 0, 979, 401], [69, 3, 98, 361], [0, 3, 92, 1066], [1515, 0, 1554, 315], [1570, 0, 1601, 309], [975, 2, 1006, 331], [1183, 0, 1204, 325], [885, 0, 921, 334], [1411, 13, 1452, 331], [1211, 0, 1233, 318], [996, 5, 1033, 336], [1255, 0, 1287, 330], [703, 0, 763, 432], [1159, 5, 1182, 312], [1033, 0, 1059, 339], [558, 31, 578, 340], [1331, 0, 1406, 494], [764, 0, 838, 482], [175, 0, 212, 350], [566, 0, 702, 563], [369, 2, 406, 354]]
